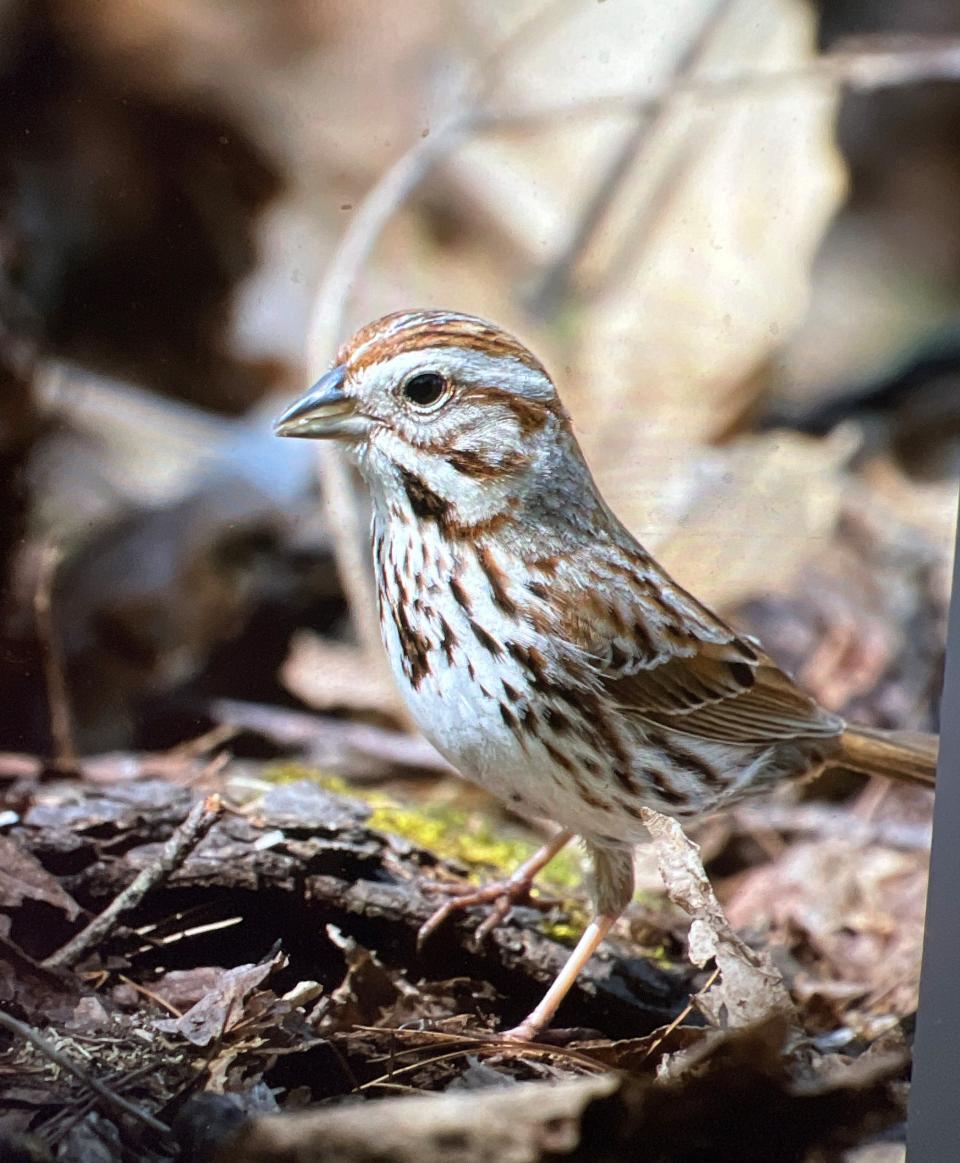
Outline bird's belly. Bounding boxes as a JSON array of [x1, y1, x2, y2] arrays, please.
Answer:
[[392, 644, 548, 811], [382, 625, 645, 840]]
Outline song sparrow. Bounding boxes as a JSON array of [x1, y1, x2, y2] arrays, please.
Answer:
[[276, 310, 937, 1041]]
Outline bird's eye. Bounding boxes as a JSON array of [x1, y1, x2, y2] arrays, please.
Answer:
[[402, 372, 447, 410]]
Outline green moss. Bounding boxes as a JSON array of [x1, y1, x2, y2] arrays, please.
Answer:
[[260, 762, 351, 795], [367, 801, 583, 893], [259, 764, 581, 890]]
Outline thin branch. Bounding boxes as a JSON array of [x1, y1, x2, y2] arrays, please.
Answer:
[[309, 33, 960, 357], [0, 1009, 171, 1137], [305, 113, 475, 730], [43, 793, 224, 970], [528, 0, 737, 316], [479, 36, 960, 133], [33, 543, 76, 769]]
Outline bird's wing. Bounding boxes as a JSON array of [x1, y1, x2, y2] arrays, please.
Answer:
[[552, 548, 842, 745], [601, 643, 843, 744]]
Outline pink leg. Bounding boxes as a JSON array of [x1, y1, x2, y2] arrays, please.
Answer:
[[500, 913, 617, 1041], [501, 844, 634, 1040], [417, 829, 575, 948]]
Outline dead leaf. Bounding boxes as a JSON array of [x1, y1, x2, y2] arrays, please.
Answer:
[[156, 950, 287, 1047], [151, 966, 231, 1013], [574, 1024, 708, 1075], [726, 837, 927, 1017], [0, 835, 80, 921], [640, 809, 796, 1029], [317, 925, 418, 1034]]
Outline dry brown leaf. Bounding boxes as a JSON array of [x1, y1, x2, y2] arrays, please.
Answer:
[[611, 426, 859, 608], [156, 949, 287, 1047], [640, 809, 796, 1030], [726, 837, 927, 1017], [451, 0, 844, 440], [0, 835, 80, 922]]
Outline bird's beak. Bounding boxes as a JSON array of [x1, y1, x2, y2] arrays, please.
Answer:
[[273, 366, 369, 440]]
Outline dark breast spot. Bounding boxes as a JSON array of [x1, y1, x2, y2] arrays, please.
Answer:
[[504, 640, 551, 692], [613, 767, 638, 794], [397, 466, 453, 525], [449, 576, 472, 613], [543, 740, 575, 774], [437, 615, 457, 665], [476, 545, 518, 616], [392, 600, 432, 689], [469, 619, 502, 657], [542, 707, 571, 734]]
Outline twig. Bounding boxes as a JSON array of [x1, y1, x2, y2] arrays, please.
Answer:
[[479, 35, 960, 133], [117, 974, 184, 1018], [639, 965, 721, 1066], [33, 542, 76, 769], [305, 113, 474, 730], [528, 0, 737, 316], [43, 793, 224, 970], [166, 722, 240, 761], [0, 1009, 171, 1137]]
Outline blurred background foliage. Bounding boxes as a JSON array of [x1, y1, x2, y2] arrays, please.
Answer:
[[0, 0, 956, 759]]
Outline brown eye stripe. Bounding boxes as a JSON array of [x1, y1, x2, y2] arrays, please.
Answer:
[[445, 446, 528, 478]]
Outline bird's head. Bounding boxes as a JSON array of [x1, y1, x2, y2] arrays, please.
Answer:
[[275, 310, 592, 533]]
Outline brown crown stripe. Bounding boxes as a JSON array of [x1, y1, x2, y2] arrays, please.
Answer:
[[341, 312, 547, 375]]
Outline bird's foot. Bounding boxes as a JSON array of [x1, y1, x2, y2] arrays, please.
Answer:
[[417, 871, 560, 949], [416, 830, 575, 950]]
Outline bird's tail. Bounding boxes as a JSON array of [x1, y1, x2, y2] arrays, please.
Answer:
[[835, 725, 938, 789]]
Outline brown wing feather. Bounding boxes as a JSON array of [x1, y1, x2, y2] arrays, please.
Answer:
[[604, 648, 843, 744], [552, 543, 843, 747]]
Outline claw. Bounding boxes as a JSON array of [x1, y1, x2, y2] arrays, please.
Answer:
[[415, 830, 575, 950]]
